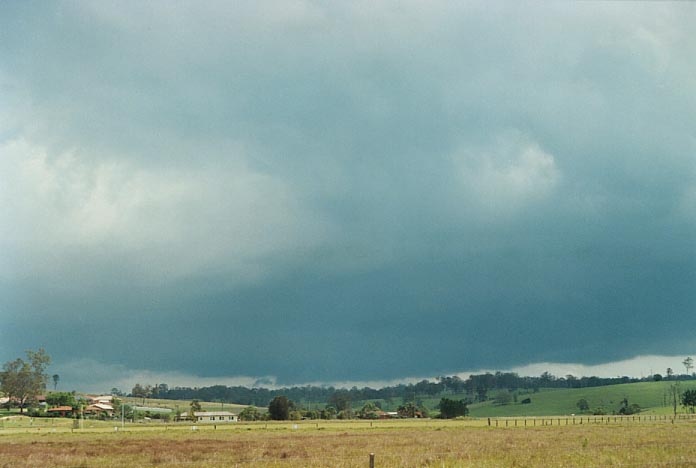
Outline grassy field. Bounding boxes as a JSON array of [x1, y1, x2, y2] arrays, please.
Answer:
[[2, 417, 696, 467], [352, 380, 696, 417], [465, 380, 696, 417], [121, 396, 251, 414]]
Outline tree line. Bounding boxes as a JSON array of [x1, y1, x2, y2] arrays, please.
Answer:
[[135, 370, 695, 408]]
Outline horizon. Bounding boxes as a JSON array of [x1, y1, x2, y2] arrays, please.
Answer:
[[57, 354, 693, 394]]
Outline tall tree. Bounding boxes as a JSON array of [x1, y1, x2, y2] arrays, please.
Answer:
[[669, 382, 681, 417], [438, 398, 469, 419], [268, 396, 291, 420], [52, 374, 60, 391], [683, 357, 693, 375], [681, 389, 696, 413], [0, 349, 51, 413], [188, 399, 202, 420]]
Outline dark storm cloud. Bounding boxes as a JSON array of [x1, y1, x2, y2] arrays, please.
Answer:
[[1, 1, 695, 387]]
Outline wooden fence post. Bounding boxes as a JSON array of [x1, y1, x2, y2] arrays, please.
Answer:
[[370, 453, 375, 468], [488, 418, 491, 426]]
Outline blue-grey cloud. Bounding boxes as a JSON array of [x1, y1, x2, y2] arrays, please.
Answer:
[[1, 1, 695, 387]]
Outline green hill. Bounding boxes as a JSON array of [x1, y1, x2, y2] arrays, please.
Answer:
[[353, 381, 696, 417], [462, 381, 694, 417]]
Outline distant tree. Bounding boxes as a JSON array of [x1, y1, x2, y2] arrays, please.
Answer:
[[683, 357, 694, 375], [52, 374, 60, 391], [576, 398, 590, 412], [653, 374, 663, 382], [475, 385, 488, 402], [618, 397, 640, 415], [131, 384, 147, 398], [358, 401, 380, 419], [493, 390, 512, 406], [321, 406, 337, 419], [188, 399, 202, 421], [268, 396, 292, 420], [397, 401, 427, 418], [438, 398, 469, 419], [239, 405, 262, 421], [111, 387, 123, 397], [46, 392, 76, 408], [667, 368, 674, 380], [398, 402, 418, 418], [0, 349, 51, 413], [681, 389, 696, 413], [112, 397, 122, 417], [669, 383, 681, 417], [328, 391, 352, 412]]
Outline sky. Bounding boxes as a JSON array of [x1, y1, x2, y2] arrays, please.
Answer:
[[1, 1, 696, 393]]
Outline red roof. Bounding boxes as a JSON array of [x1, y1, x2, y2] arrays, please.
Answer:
[[47, 406, 73, 411]]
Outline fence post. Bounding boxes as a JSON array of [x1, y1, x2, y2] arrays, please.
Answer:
[[370, 453, 375, 468], [488, 418, 491, 426]]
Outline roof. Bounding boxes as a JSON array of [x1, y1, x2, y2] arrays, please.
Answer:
[[133, 406, 172, 413], [92, 403, 114, 410], [193, 411, 237, 417], [89, 395, 113, 402], [85, 404, 114, 412], [47, 406, 73, 411]]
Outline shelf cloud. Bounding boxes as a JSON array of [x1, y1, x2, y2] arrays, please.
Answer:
[[1, 1, 695, 389]]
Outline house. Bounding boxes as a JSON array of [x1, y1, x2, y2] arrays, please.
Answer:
[[47, 406, 74, 417], [84, 403, 114, 417], [87, 395, 113, 404], [190, 411, 238, 423]]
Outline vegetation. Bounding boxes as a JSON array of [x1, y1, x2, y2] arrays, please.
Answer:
[[437, 398, 468, 418], [0, 349, 51, 413], [45, 392, 77, 408], [268, 396, 292, 420], [681, 388, 696, 413], [140, 368, 696, 412], [239, 405, 263, 421]]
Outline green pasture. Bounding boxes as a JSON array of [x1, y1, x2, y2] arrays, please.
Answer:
[[121, 396, 251, 414], [461, 380, 696, 417], [350, 380, 696, 417]]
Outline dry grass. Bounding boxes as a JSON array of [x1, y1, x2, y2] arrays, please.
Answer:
[[3, 418, 696, 467]]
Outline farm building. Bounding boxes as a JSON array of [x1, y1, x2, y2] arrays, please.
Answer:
[[190, 411, 238, 423]]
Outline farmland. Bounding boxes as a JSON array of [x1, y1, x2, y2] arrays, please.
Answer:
[[2, 416, 696, 467]]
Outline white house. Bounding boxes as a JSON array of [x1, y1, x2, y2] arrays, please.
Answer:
[[191, 411, 238, 423]]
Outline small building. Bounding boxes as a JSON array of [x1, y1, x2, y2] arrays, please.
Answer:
[[84, 403, 114, 417], [47, 406, 74, 417], [190, 411, 238, 423], [88, 395, 114, 404]]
